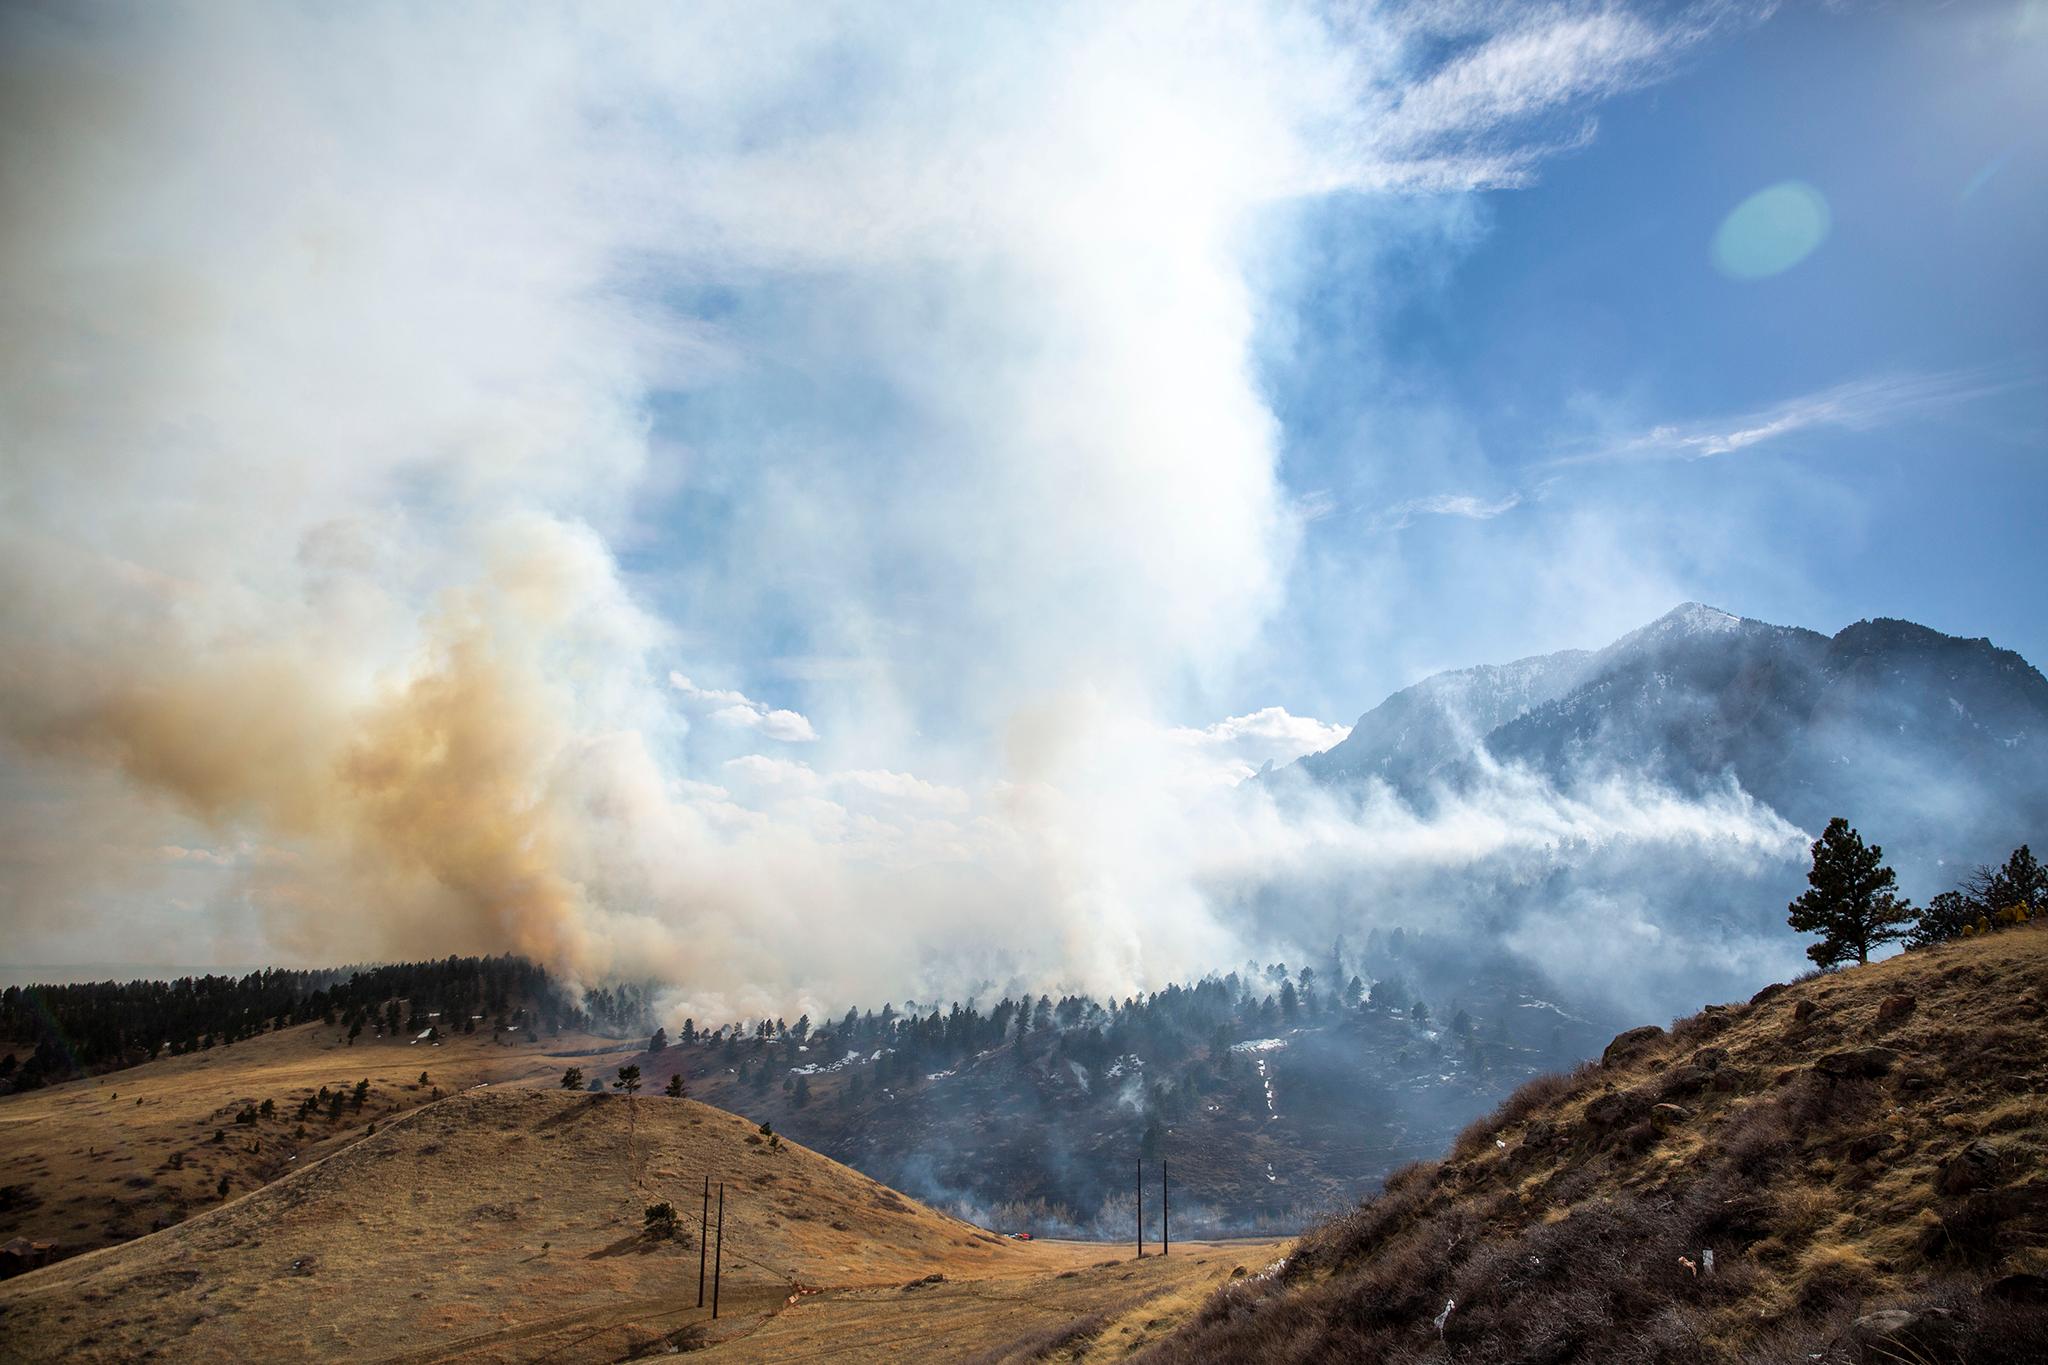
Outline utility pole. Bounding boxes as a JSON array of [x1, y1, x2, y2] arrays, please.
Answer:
[[697, 1174, 710, 1308], [1135, 1158, 1143, 1259], [1162, 1159, 1169, 1257], [712, 1182, 726, 1319]]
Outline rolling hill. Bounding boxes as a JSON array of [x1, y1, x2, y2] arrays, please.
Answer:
[[0, 1085, 1282, 1363], [0, 1012, 644, 1264]]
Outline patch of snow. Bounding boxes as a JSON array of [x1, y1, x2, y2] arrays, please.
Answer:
[[788, 1050, 864, 1077], [1229, 1038, 1287, 1054]]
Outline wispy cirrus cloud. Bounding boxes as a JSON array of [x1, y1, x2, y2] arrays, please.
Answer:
[[1371, 490, 1525, 532], [1555, 365, 2038, 466]]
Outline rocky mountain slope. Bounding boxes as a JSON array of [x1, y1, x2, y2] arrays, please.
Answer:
[[1288, 603, 2048, 893], [1133, 923, 2048, 1363]]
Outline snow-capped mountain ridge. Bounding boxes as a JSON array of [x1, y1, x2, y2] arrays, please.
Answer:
[[1282, 603, 2048, 891]]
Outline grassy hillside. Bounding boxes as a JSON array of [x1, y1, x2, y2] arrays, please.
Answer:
[[0, 1017, 643, 1262], [0, 1086, 1281, 1362], [1131, 925, 2048, 1363]]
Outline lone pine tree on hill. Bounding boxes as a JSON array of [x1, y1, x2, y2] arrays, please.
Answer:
[[1788, 817, 1915, 967]]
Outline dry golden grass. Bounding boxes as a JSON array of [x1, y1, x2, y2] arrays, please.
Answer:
[[0, 1077, 1283, 1363], [0, 1018, 645, 1261], [720, 1242, 1287, 1365]]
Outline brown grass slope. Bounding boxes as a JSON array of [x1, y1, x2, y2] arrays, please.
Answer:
[[0, 1017, 644, 1262], [0, 1087, 1039, 1362], [1135, 925, 2048, 1364]]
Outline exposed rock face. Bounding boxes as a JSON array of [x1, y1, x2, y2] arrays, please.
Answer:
[[1874, 994, 1918, 1029]]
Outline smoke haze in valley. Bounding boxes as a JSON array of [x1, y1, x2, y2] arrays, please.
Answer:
[[3, 2, 2043, 1026]]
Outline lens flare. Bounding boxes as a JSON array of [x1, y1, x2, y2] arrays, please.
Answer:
[[1710, 180, 1831, 280]]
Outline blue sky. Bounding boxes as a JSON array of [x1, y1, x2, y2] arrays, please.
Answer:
[[1252, 0, 2047, 720]]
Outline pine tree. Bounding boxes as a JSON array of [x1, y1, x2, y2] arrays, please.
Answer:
[[1983, 844, 2045, 913], [648, 1027, 667, 1053], [613, 1064, 641, 1097], [1909, 889, 1978, 948], [664, 1073, 684, 1099], [1788, 817, 1915, 967], [560, 1066, 583, 1091]]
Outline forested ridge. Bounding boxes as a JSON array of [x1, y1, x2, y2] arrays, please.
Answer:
[[0, 956, 654, 1092]]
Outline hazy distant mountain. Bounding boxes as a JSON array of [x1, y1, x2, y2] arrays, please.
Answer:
[[1285, 602, 2048, 889]]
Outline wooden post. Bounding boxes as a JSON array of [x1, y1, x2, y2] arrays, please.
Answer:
[[1162, 1159, 1169, 1257], [712, 1182, 725, 1319], [1135, 1158, 1143, 1259], [697, 1174, 710, 1308]]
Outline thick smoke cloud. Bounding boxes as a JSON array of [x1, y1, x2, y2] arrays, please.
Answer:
[[0, 2, 1783, 1017]]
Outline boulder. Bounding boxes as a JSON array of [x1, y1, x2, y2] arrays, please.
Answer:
[[1584, 1090, 1651, 1130], [1845, 1131, 1896, 1163], [1708, 1065, 1753, 1094], [1873, 994, 1917, 1029], [1848, 1307, 1959, 1363], [1687, 1007, 1734, 1039], [1660, 1065, 1713, 1098], [1650, 1102, 1692, 1125], [1749, 982, 1789, 1006], [1690, 1047, 1729, 1071], [1935, 1141, 2003, 1197], [1792, 999, 1818, 1024], [1601, 1026, 1666, 1067]]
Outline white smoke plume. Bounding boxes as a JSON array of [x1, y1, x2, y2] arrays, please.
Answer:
[[0, 3, 1780, 1018]]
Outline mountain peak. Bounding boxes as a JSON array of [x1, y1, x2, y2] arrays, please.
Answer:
[[1650, 601, 1745, 636]]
